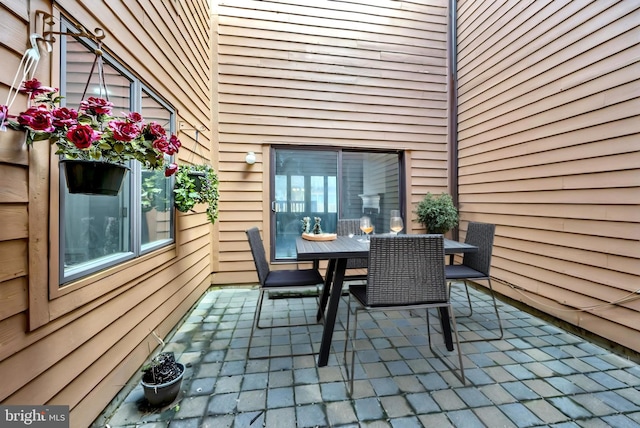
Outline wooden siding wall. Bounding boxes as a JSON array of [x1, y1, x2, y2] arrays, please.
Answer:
[[213, 0, 451, 284], [456, 1, 640, 353], [0, 1, 213, 426]]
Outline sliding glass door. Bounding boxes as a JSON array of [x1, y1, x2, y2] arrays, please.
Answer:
[[271, 147, 403, 261]]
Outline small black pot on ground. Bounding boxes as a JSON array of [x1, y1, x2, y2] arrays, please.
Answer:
[[140, 352, 185, 406]]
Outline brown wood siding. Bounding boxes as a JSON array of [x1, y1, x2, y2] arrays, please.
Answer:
[[0, 1, 214, 426], [213, 0, 451, 284], [456, 1, 640, 353]]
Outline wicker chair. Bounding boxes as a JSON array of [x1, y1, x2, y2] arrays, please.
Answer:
[[344, 234, 465, 393], [337, 219, 369, 281], [245, 227, 324, 358], [446, 222, 504, 341]]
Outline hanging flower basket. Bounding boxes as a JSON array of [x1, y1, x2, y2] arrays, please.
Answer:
[[1, 79, 181, 192], [62, 159, 129, 196]]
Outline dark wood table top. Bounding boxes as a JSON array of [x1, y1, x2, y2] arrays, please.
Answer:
[[296, 235, 477, 260]]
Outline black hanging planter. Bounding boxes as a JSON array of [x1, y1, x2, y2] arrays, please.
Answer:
[[188, 171, 206, 193], [62, 160, 128, 196]]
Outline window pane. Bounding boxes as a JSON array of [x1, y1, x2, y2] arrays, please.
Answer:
[[273, 149, 338, 259], [62, 38, 133, 281], [141, 91, 174, 248], [141, 169, 172, 246], [63, 190, 131, 274], [65, 39, 130, 110], [342, 152, 401, 235]]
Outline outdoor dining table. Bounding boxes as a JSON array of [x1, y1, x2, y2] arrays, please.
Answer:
[[296, 234, 479, 367]]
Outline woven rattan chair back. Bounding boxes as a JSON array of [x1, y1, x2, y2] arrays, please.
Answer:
[[461, 222, 495, 276], [337, 219, 369, 270], [246, 227, 270, 286], [366, 234, 446, 306], [337, 218, 362, 236]]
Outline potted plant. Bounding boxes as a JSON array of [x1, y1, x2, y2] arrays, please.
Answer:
[[1, 79, 180, 195], [414, 192, 459, 234], [173, 164, 220, 224], [140, 351, 185, 406]]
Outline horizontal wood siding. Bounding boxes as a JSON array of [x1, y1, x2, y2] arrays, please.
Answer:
[[214, 0, 450, 284], [456, 1, 640, 353], [0, 1, 213, 426]]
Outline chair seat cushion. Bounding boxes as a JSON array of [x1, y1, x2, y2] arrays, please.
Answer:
[[265, 269, 323, 287], [445, 265, 486, 280]]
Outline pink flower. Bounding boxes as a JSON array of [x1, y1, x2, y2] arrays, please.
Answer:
[[51, 107, 78, 128], [126, 112, 144, 123], [66, 124, 101, 149], [0, 104, 8, 124], [20, 78, 58, 99], [109, 120, 141, 141], [80, 97, 113, 116], [17, 105, 55, 132], [164, 162, 178, 176]]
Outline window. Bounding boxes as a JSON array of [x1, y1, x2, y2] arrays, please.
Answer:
[[271, 147, 403, 261], [59, 23, 176, 284]]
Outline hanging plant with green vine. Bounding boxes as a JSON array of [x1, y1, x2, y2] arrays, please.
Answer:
[[173, 164, 219, 224]]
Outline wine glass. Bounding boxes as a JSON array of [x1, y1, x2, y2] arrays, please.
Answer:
[[390, 211, 403, 234], [359, 216, 373, 241]]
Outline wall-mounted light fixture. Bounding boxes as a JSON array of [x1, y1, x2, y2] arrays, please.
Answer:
[[245, 151, 256, 165]]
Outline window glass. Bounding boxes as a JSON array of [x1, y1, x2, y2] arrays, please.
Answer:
[[62, 38, 133, 278], [273, 150, 337, 259], [343, 151, 401, 236], [272, 148, 402, 261], [140, 90, 174, 248]]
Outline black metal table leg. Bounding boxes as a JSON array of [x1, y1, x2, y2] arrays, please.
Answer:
[[317, 258, 336, 322], [317, 258, 347, 367]]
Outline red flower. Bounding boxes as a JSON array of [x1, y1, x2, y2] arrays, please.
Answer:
[[7, 85, 181, 169], [109, 120, 141, 141], [168, 134, 181, 153], [66, 124, 101, 149], [126, 112, 144, 123], [152, 137, 170, 153], [80, 97, 113, 116], [51, 107, 78, 128], [17, 105, 55, 132], [146, 122, 166, 137], [20, 78, 58, 99], [164, 162, 178, 176]]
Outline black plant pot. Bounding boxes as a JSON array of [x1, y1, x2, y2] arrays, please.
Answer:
[[188, 171, 206, 193], [62, 160, 128, 196], [141, 362, 185, 406]]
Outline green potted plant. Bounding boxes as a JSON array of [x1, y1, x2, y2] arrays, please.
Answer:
[[414, 192, 459, 234], [173, 164, 220, 224], [2, 78, 180, 195]]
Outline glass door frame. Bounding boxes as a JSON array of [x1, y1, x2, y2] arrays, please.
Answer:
[[269, 145, 406, 263]]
